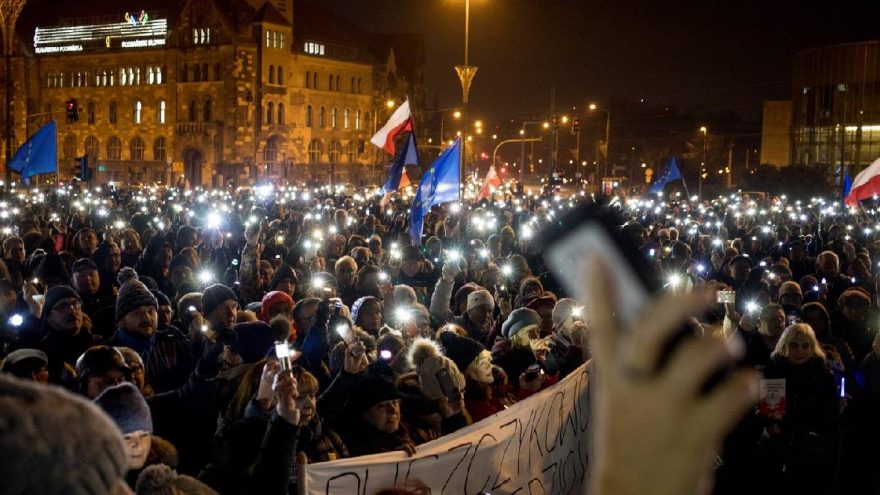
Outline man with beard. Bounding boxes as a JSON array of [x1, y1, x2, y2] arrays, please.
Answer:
[[111, 273, 195, 393], [202, 283, 239, 333]]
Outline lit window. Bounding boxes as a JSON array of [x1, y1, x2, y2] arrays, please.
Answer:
[[133, 100, 142, 124], [319, 106, 325, 127], [343, 108, 350, 129], [120, 68, 128, 86], [266, 31, 271, 48], [148, 67, 155, 84], [331, 107, 338, 129], [355, 109, 361, 130], [153, 137, 166, 161], [158, 100, 166, 124], [130, 137, 145, 160]]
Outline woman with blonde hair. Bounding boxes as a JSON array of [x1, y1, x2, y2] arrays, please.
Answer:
[[761, 323, 839, 495]]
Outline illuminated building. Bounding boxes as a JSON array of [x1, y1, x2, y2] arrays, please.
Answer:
[[6, 0, 425, 186]]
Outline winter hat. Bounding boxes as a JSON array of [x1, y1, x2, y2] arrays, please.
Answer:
[[136, 464, 219, 495], [202, 283, 237, 317], [345, 370, 400, 415], [408, 337, 466, 401], [552, 298, 584, 331], [35, 253, 72, 286], [75, 346, 132, 381], [1, 348, 48, 378], [72, 257, 99, 274], [439, 331, 485, 374], [94, 382, 153, 434], [151, 289, 172, 308], [453, 283, 481, 312], [259, 291, 295, 322], [42, 285, 81, 319], [502, 308, 540, 339], [231, 320, 289, 363], [351, 296, 379, 325], [525, 294, 557, 312], [0, 373, 128, 494], [466, 289, 494, 311], [778, 281, 802, 297], [116, 278, 159, 322], [270, 264, 298, 291]]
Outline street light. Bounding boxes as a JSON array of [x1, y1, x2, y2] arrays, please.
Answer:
[[438, 109, 461, 144], [699, 126, 708, 202], [589, 103, 611, 182], [520, 120, 545, 186], [454, 0, 480, 180]]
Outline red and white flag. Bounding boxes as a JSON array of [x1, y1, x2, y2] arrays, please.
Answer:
[[370, 99, 414, 155], [845, 157, 880, 206], [476, 165, 502, 201]]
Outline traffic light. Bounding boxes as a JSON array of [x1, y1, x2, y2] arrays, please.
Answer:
[[571, 118, 580, 135], [66, 99, 78, 122]]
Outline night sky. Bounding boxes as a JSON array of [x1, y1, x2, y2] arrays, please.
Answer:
[[316, 0, 880, 122]]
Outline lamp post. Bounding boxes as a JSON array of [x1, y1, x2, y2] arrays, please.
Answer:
[[439, 109, 461, 144], [0, 0, 25, 187], [699, 126, 707, 202], [519, 120, 544, 186], [455, 0, 478, 180], [589, 103, 610, 182]]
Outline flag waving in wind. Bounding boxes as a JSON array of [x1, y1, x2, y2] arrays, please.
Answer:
[[380, 133, 418, 208], [845, 157, 880, 206], [8, 121, 57, 180], [409, 139, 461, 244], [647, 156, 683, 195], [476, 165, 501, 201], [371, 99, 414, 155]]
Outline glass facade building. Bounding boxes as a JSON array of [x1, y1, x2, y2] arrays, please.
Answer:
[[793, 41, 880, 174]]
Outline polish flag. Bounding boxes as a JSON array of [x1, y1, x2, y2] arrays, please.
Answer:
[[371, 99, 414, 155], [845, 157, 880, 206], [476, 165, 502, 201]]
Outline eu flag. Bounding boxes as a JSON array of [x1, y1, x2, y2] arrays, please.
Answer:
[[409, 138, 461, 244], [647, 156, 683, 194], [8, 121, 58, 180]]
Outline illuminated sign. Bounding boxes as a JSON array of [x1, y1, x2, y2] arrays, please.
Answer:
[[34, 14, 167, 54]]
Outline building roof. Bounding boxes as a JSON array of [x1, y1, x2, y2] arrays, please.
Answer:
[[252, 1, 291, 27]]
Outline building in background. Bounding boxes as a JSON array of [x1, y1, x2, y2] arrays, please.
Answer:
[[3, 0, 425, 187], [760, 100, 792, 167]]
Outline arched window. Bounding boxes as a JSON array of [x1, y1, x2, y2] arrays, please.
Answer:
[[277, 103, 285, 125], [203, 99, 212, 122], [335, 75, 340, 92], [85, 136, 99, 160], [263, 138, 279, 170], [355, 109, 361, 130], [189, 100, 198, 122], [193, 64, 201, 82], [202, 64, 208, 80], [181, 64, 188, 82], [319, 107, 325, 128], [268, 65, 275, 84], [328, 74, 333, 91], [305, 71, 310, 88], [343, 108, 350, 129], [328, 140, 342, 164], [331, 107, 338, 129], [109, 101, 117, 124], [87, 102, 96, 124], [153, 137, 167, 161], [107, 136, 121, 160], [350, 77, 355, 93], [214, 63, 221, 81], [277, 66, 283, 85], [133, 100, 143, 124], [129, 137, 145, 160], [266, 102, 274, 125], [134, 67, 141, 85], [158, 100, 166, 124], [308, 139, 322, 163], [312, 72, 318, 89], [305, 105, 313, 127], [346, 141, 358, 162], [357, 78, 362, 93], [62, 134, 76, 159]]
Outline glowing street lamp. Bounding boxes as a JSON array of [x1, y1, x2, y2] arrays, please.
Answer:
[[589, 103, 611, 181]]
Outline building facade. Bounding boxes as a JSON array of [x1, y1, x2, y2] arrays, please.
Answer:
[[791, 41, 880, 174], [5, 0, 425, 187]]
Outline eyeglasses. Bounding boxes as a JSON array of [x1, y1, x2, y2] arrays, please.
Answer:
[[52, 301, 82, 313], [788, 342, 812, 351]]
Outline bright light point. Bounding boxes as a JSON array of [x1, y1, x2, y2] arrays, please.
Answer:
[[9, 314, 23, 326], [395, 307, 413, 323], [746, 301, 759, 313], [312, 277, 324, 289], [207, 212, 221, 229], [380, 349, 393, 360], [501, 265, 513, 276], [668, 274, 681, 288], [198, 271, 214, 284]]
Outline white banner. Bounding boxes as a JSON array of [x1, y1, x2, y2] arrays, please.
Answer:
[[301, 363, 592, 495]]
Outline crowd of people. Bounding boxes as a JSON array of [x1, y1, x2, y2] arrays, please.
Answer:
[[0, 181, 877, 495]]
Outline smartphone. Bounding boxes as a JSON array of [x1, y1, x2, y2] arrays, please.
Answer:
[[436, 367, 458, 399], [536, 200, 711, 377], [350, 339, 365, 358], [275, 341, 292, 371], [716, 290, 736, 304]]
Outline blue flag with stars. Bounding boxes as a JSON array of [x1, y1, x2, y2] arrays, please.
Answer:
[[647, 156, 683, 194], [409, 138, 461, 244], [8, 121, 57, 180]]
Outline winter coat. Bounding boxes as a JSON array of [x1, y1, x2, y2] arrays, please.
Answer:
[[395, 372, 468, 445], [464, 377, 516, 423]]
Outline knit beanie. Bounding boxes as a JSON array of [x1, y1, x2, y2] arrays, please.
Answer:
[[151, 289, 172, 308], [453, 283, 481, 313], [94, 382, 153, 434], [231, 320, 289, 363], [0, 374, 128, 494], [466, 289, 494, 312], [42, 285, 81, 319], [439, 331, 485, 374], [116, 279, 159, 322], [202, 284, 237, 317], [502, 308, 540, 339], [408, 338, 466, 401], [259, 290, 295, 322], [136, 464, 219, 495], [345, 370, 400, 415], [351, 296, 379, 325], [270, 264, 298, 291]]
